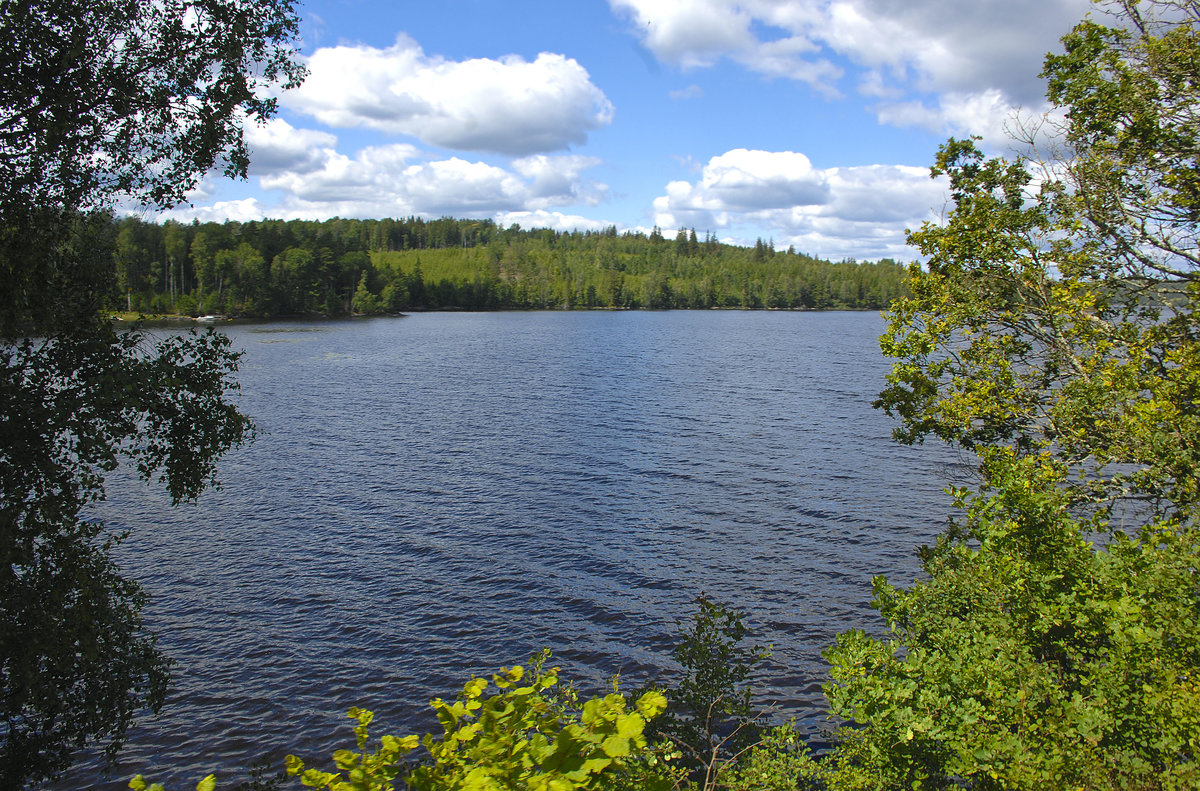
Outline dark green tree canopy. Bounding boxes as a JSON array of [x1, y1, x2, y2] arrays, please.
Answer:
[[0, 0, 303, 212], [0, 0, 302, 787], [0, 0, 304, 336]]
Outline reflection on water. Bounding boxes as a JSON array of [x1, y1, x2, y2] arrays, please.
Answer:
[[53, 311, 962, 789]]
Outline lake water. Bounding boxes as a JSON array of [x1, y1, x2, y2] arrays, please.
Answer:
[[53, 310, 964, 789]]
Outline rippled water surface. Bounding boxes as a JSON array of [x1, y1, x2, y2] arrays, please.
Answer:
[[54, 310, 962, 788]]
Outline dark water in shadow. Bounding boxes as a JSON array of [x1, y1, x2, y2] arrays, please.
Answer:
[[50, 310, 965, 788]]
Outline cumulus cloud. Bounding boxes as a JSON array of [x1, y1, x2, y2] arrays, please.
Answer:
[[611, 0, 840, 91], [206, 137, 611, 221], [495, 210, 617, 233], [652, 148, 949, 260], [159, 198, 269, 224], [829, 0, 1089, 103], [618, 0, 757, 68], [282, 34, 614, 155], [875, 89, 1017, 141], [512, 155, 608, 207], [243, 118, 339, 176], [657, 149, 830, 218], [610, 0, 1091, 139]]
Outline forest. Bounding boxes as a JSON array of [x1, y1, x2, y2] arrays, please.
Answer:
[[110, 215, 909, 316]]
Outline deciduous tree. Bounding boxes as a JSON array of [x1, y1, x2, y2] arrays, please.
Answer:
[[819, 1, 1200, 787], [0, 0, 303, 786]]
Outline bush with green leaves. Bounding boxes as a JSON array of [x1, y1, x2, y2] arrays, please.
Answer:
[[286, 654, 669, 791], [816, 450, 1200, 788], [130, 773, 217, 791]]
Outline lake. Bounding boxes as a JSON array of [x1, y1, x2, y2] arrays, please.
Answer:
[[53, 310, 964, 789]]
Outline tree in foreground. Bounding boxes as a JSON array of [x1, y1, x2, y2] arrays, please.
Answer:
[[817, 0, 1200, 787], [0, 0, 303, 787]]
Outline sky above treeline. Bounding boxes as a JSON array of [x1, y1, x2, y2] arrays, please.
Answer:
[[163, 0, 1096, 261]]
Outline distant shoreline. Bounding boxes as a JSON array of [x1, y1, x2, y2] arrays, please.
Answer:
[[108, 304, 882, 326]]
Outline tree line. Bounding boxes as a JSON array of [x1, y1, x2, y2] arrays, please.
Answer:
[[110, 215, 910, 316]]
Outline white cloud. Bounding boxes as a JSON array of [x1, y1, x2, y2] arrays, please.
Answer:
[[495, 210, 617, 233], [652, 148, 949, 260], [740, 35, 837, 86], [610, 0, 1092, 141], [175, 135, 610, 221], [661, 149, 831, 216], [159, 198, 269, 224], [611, 0, 841, 91], [828, 0, 1089, 103], [264, 151, 516, 216], [875, 89, 1016, 141], [282, 34, 614, 155], [244, 118, 339, 176], [615, 0, 757, 68], [512, 155, 608, 207]]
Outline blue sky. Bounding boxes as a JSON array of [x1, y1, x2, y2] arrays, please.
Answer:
[[166, 0, 1095, 260]]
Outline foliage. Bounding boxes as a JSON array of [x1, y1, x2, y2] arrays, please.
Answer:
[[78, 7, 1200, 788], [124, 609, 836, 791], [0, 0, 304, 213], [877, 0, 1200, 524], [0, 0, 301, 786], [1, 0, 304, 334], [0, 321, 255, 787], [105, 215, 909, 317], [717, 725, 819, 791], [819, 452, 1200, 789], [647, 595, 771, 785], [131, 774, 218, 791], [285, 707, 418, 791], [820, 1, 1200, 787], [284, 654, 671, 791], [1043, 0, 1200, 282]]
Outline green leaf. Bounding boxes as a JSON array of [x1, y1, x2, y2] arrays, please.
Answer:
[[600, 735, 630, 758], [615, 712, 644, 739], [285, 755, 305, 776]]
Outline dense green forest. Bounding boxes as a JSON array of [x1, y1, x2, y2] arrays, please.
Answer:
[[110, 215, 909, 316]]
